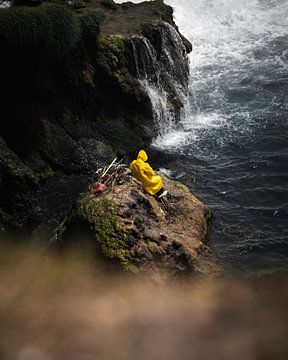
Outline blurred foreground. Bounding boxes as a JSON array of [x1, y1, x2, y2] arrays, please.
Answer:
[[0, 242, 287, 360]]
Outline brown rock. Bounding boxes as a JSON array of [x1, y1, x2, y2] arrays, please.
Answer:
[[73, 169, 222, 283]]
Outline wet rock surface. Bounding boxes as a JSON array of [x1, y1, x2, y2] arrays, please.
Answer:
[[72, 171, 222, 282]]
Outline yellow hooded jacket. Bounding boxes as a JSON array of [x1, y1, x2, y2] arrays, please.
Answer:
[[130, 150, 163, 196]]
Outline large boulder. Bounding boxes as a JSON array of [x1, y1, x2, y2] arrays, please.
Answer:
[[71, 170, 222, 282]]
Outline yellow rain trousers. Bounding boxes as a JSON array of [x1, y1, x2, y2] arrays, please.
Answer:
[[130, 150, 163, 196]]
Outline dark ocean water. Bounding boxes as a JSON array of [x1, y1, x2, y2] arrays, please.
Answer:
[[115, 0, 288, 276], [150, 0, 288, 277]]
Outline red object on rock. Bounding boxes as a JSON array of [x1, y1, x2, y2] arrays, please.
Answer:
[[90, 182, 107, 195]]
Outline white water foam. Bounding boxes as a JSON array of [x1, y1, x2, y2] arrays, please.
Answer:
[[165, 0, 288, 69], [115, 0, 288, 277], [140, 79, 176, 133], [116, 0, 288, 149], [153, 112, 226, 148], [130, 35, 177, 134], [156, 0, 288, 148]]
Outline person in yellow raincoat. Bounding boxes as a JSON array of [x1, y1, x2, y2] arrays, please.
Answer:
[[130, 150, 166, 197]]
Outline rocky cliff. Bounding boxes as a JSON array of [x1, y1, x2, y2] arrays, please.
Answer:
[[0, 0, 191, 231]]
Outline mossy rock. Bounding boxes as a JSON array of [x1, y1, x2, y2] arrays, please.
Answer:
[[96, 34, 127, 73], [75, 196, 130, 268], [96, 34, 145, 101], [65, 170, 222, 281]]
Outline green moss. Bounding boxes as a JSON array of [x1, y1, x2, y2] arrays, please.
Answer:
[[96, 34, 139, 96], [77, 197, 130, 268], [98, 35, 126, 55], [108, 35, 125, 52], [57, 10, 104, 99], [97, 34, 126, 66], [0, 4, 81, 61], [35, 166, 55, 181]]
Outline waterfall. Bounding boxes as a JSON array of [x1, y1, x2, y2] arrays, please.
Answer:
[[129, 22, 189, 136], [130, 35, 175, 134]]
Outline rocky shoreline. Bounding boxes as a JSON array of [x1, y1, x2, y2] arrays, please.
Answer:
[[0, 0, 221, 279]]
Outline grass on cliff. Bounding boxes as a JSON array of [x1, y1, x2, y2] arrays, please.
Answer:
[[0, 4, 105, 61], [0, 3, 80, 60]]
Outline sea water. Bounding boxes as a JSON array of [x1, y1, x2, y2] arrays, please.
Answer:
[[116, 0, 288, 277]]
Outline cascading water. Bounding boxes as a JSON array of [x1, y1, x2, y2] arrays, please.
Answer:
[[116, 0, 288, 277], [129, 22, 189, 135], [130, 36, 175, 132]]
